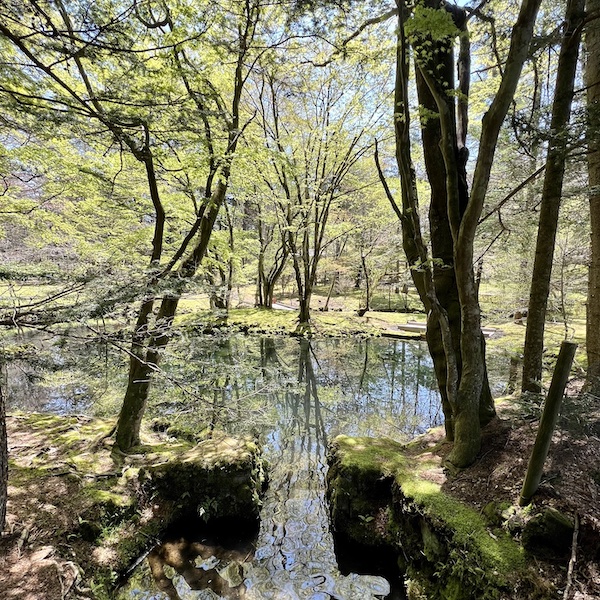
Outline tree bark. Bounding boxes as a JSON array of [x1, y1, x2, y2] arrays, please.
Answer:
[[447, 0, 540, 466], [0, 359, 7, 532], [399, 0, 496, 447], [416, 69, 461, 438], [522, 0, 585, 393], [389, 0, 462, 440], [411, 0, 541, 466], [445, 0, 542, 466], [520, 341, 578, 505], [586, 0, 600, 393]]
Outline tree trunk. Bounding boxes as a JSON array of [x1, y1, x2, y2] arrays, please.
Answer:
[[522, 0, 585, 393], [298, 296, 311, 326], [446, 0, 542, 466], [0, 359, 7, 532], [361, 252, 371, 311], [586, 0, 600, 393], [264, 280, 275, 308], [115, 182, 227, 451], [413, 10, 463, 441], [410, 0, 496, 442], [387, 0, 461, 440], [411, 0, 541, 466]]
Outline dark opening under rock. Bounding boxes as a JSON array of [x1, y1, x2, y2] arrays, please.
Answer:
[[522, 507, 574, 559]]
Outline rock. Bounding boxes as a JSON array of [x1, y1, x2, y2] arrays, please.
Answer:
[[327, 435, 555, 600], [139, 433, 267, 523], [218, 561, 244, 587], [522, 507, 574, 559]]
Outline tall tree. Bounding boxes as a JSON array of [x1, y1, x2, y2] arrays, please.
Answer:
[[521, 0, 585, 393], [249, 59, 383, 327], [381, 0, 542, 466], [586, 0, 600, 393], [0, 0, 274, 451], [114, 0, 267, 450]]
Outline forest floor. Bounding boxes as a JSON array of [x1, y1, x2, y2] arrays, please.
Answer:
[[1, 306, 598, 599], [411, 390, 600, 599], [2, 392, 599, 599]]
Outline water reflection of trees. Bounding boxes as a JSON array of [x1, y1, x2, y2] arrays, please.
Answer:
[[5, 333, 443, 440], [6, 333, 440, 598], [4, 331, 126, 415]]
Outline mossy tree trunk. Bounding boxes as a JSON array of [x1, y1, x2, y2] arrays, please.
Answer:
[[585, 0, 600, 394], [387, 0, 541, 466], [412, 1, 495, 440]]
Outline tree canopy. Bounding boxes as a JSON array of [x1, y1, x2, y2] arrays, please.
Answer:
[[0, 0, 594, 464]]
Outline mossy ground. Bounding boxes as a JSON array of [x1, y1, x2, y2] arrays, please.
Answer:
[[327, 395, 600, 600], [177, 306, 392, 338], [1, 413, 266, 600]]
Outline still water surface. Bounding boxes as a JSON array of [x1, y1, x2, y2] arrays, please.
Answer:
[[7, 333, 443, 599]]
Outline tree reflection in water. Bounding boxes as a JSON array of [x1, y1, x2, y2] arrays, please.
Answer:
[[5, 333, 441, 599], [140, 337, 428, 599]]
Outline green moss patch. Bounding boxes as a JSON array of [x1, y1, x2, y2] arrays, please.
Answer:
[[327, 435, 548, 600], [178, 307, 385, 337]]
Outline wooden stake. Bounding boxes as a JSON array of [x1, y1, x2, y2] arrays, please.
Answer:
[[519, 341, 578, 506]]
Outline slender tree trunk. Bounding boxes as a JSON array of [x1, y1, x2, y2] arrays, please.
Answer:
[[361, 252, 371, 311], [448, 0, 542, 466], [586, 0, 600, 393], [324, 272, 338, 311], [522, 0, 585, 393], [0, 358, 7, 532], [115, 182, 227, 451]]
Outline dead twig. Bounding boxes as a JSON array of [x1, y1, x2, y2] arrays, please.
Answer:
[[16, 524, 31, 557], [563, 512, 580, 599], [60, 561, 80, 599]]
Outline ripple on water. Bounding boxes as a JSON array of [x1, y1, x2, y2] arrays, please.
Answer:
[[241, 562, 390, 599]]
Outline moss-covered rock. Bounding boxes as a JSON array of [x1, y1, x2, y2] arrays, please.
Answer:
[[522, 507, 574, 559], [327, 435, 553, 600], [139, 432, 267, 522]]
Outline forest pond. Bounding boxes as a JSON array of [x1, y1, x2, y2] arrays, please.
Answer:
[[7, 333, 446, 599]]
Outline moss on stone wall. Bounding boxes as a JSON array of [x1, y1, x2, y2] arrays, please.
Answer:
[[327, 434, 553, 600], [6, 413, 267, 599]]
